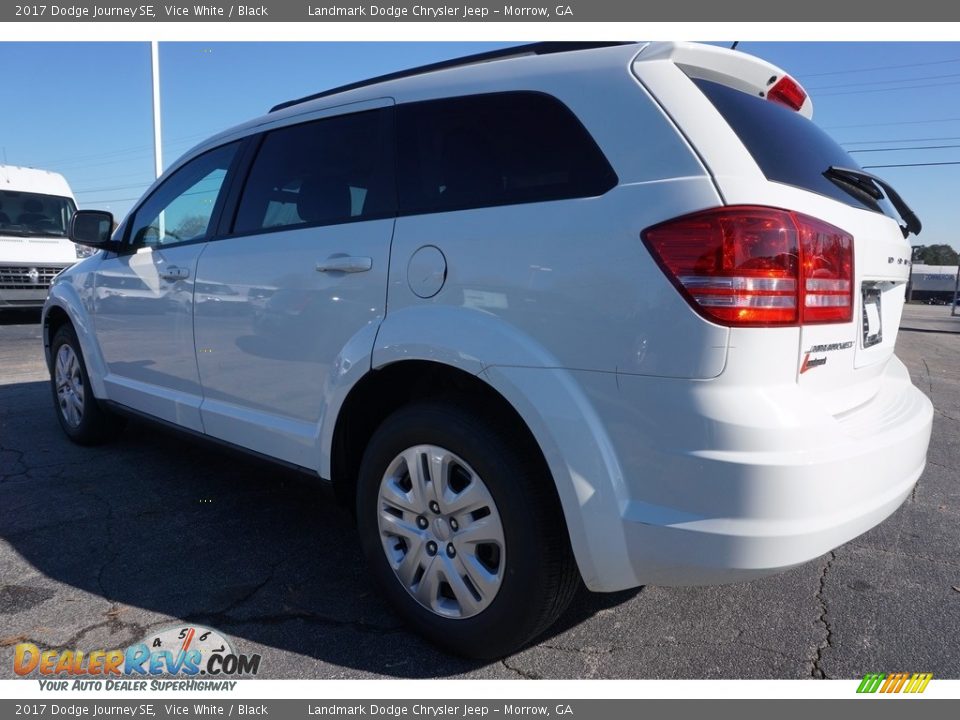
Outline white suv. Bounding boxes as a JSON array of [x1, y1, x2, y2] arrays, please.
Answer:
[[43, 42, 933, 658]]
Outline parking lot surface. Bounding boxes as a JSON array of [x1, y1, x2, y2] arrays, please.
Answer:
[[1, 305, 958, 679]]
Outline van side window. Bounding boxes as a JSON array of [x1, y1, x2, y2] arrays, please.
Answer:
[[127, 142, 240, 248], [397, 92, 616, 215], [233, 108, 396, 234]]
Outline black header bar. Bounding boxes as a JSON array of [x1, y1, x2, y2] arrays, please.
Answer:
[[5, 0, 960, 22]]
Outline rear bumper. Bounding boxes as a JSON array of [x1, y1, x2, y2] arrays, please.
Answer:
[[584, 356, 933, 589]]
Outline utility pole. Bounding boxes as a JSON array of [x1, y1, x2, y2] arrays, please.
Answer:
[[952, 263, 959, 317], [151, 41, 163, 180], [151, 41, 164, 239]]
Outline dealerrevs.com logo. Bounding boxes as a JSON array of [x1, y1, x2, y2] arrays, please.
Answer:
[[14, 625, 261, 691]]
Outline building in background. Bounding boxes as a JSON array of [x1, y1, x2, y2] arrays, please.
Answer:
[[909, 264, 960, 304]]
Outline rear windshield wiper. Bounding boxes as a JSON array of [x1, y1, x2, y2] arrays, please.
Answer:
[[824, 166, 922, 238]]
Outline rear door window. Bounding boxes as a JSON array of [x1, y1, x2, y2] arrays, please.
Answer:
[[232, 108, 395, 234], [694, 78, 894, 218], [397, 92, 617, 215]]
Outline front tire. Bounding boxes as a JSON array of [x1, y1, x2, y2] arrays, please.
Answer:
[[49, 324, 117, 445], [357, 401, 579, 658]]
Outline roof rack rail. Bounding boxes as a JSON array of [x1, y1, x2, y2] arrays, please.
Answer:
[[269, 41, 635, 113]]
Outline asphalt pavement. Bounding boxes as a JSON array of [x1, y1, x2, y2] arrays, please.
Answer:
[[1, 306, 958, 679]]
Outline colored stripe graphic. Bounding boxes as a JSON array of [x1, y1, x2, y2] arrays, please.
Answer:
[[891, 672, 910, 693], [857, 673, 885, 693], [906, 673, 934, 693], [857, 672, 932, 693]]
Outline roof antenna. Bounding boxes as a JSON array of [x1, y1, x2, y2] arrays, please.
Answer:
[[730, 41, 739, 50]]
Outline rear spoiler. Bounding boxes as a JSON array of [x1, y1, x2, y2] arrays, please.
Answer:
[[635, 42, 813, 119]]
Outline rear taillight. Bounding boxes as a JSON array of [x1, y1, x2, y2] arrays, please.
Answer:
[[642, 206, 853, 327], [767, 76, 807, 112], [797, 217, 854, 323]]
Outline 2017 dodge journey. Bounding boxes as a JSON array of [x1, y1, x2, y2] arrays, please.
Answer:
[[43, 42, 933, 658]]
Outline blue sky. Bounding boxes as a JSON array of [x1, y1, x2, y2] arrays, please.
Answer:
[[1, 41, 958, 250]]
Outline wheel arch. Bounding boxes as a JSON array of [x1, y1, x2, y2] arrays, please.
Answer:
[[329, 360, 540, 508], [43, 305, 72, 367], [42, 285, 108, 399], [328, 358, 629, 590]]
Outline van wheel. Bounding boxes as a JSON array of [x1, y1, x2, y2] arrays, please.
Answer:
[[357, 401, 579, 658], [50, 324, 117, 445]]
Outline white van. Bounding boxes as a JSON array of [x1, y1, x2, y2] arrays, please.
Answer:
[[0, 165, 82, 309]]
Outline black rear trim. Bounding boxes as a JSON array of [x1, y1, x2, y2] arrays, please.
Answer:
[[824, 166, 922, 238]]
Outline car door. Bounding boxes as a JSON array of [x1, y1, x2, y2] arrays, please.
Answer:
[[193, 101, 396, 469], [93, 141, 242, 432]]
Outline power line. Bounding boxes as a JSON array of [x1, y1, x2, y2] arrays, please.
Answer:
[[25, 129, 216, 168], [70, 168, 158, 182], [48, 138, 203, 174], [52, 153, 155, 172], [28, 144, 153, 167], [861, 161, 960, 169], [796, 56, 960, 79], [807, 70, 960, 91], [79, 195, 145, 204], [816, 79, 960, 97], [824, 117, 960, 130], [848, 144, 960, 153], [842, 135, 960, 145], [82, 185, 222, 206], [74, 181, 153, 195]]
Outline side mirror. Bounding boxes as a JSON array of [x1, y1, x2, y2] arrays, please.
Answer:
[[70, 210, 117, 250]]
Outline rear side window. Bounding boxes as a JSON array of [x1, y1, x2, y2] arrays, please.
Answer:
[[233, 108, 395, 234], [694, 79, 886, 215], [397, 92, 616, 215]]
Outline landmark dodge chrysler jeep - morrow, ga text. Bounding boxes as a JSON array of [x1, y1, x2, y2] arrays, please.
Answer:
[[43, 42, 933, 658]]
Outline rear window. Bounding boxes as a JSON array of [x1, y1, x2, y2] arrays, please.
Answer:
[[694, 79, 888, 216], [397, 92, 617, 215]]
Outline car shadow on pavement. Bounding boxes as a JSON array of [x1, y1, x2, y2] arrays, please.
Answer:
[[0, 380, 639, 678], [0, 309, 41, 326]]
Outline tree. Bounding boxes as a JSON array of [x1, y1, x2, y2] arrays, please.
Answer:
[[912, 244, 959, 266]]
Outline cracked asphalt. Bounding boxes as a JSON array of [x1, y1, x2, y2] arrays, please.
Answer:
[[1, 305, 958, 679]]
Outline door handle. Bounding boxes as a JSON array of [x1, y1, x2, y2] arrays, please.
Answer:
[[315, 256, 372, 274], [159, 266, 190, 281]]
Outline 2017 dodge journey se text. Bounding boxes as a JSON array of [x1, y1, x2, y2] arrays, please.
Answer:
[[43, 42, 933, 658]]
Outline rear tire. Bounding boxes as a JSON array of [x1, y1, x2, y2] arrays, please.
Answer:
[[357, 400, 579, 658], [49, 324, 119, 445]]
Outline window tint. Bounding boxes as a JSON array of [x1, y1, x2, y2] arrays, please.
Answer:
[[397, 92, 616, 215], [233, 109, 395, 234], [694, 79, 891, 216], [128, 142, 239, 247]]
